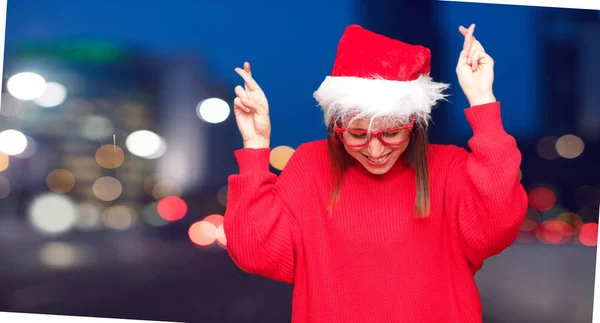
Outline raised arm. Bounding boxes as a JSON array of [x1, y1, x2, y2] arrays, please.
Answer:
[[445, 102, 528, 272], [447, 25, 528, 272], [223, 63, 301, 284], [224, 147, 305, 284]]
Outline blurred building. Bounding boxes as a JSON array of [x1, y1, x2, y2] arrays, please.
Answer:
[[1, 40, 162, 235]]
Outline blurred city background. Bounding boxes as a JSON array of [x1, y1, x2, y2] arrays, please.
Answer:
[[0, 1, 598, 323]]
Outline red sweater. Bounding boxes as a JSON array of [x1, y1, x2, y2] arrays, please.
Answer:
[[223, 102, 528, 323]]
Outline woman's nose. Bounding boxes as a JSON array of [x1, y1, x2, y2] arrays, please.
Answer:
[[367, 138, 386, 157]]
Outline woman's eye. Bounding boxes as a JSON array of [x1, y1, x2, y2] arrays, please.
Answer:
[[350, 133, 367, 139], [382, 131, 400, 137]]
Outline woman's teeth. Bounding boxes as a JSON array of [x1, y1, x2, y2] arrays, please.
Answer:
[[367, 154, 389, 163]]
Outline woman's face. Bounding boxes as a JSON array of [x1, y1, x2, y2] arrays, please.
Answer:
[[340, 118, 411, 175]]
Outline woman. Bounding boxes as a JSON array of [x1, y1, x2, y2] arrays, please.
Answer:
[[224, 24, 528, 323]]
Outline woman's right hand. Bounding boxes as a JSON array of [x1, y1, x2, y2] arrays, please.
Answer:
[[233, 62, 271, 149]]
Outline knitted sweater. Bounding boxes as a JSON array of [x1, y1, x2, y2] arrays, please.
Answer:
[[223, 102, 528, 323]]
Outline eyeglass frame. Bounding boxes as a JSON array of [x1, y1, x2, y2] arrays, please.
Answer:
[[333, 117, 415, 148]]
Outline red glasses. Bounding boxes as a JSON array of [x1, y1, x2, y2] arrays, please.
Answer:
[[334, 118, 414, 147]]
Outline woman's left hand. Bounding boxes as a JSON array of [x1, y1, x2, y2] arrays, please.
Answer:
[[456, 24, 496, 107]]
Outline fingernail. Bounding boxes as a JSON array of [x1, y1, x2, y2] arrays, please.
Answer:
[[242, 98, 249, 104]]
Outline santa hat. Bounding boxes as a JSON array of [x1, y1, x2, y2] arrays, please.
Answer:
[[313, 24, 449, 128]]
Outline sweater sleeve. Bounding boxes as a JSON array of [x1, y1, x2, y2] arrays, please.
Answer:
[[223, 146, 305, 284], [444, 102, 528, 272]]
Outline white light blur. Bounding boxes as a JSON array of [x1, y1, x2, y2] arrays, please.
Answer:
[[6, 72, 47, 100], [146, 137, 167, 159], [34, 82, 68, 108], [126, 130, 166, 159], [197, 98, 230, 124], [0, 129, 28, 156], [14, 135, 37, 159], [28, 193, 79, 235], [216, 224, 227, 246]]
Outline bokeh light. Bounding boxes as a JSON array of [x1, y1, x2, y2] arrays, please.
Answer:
[[93, 176, 123, 201], [76, 203, 103, 230], [557, 212, 585, 233], [151, 180, 182, 199], [536, 136, 560, 160], [189, 221, 217, 247], [520, 208, 540, 232], [103, 205, 136, 230], [14, 136, 37, 159], [197, 98, 230, 124], [95, 144, 125, 169], [146, 137, 168, 159], [535, 219, 573, 245], [555, 134, 584, 159], [143, 174, 161, 196], [270, 145, 295, 170], [0, 129, 28, 156], [27, 193, 79, 235], [6, 72, 47, 100], [157, 196, 188, 221], [78, 115, 114, 141], [0, 176, 10, 199], [46, 169, 76, 193], [142, 202, 169, 227], [126, 130, 166, 159], [0, 152, 9, 172], [38, 242, 82, 270], [528, 187, 557, 211], [34, 82, 68, 108], [579, 223, 598, 247], [216, 225, 227, 247], [203, 214, 224, 227], [143, 174, 182, 200]]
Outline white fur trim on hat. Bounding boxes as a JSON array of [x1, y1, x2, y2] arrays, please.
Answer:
[[313, 74, 449, 128]]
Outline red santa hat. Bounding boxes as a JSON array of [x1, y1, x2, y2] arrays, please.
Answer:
[[313, 24, 449, 128]]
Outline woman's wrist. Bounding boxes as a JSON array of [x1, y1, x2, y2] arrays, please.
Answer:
[[243, 137, 270, 149], [467, 91, 496, 107]]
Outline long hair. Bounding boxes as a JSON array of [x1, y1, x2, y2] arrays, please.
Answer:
[[326, 120, 430, 218]]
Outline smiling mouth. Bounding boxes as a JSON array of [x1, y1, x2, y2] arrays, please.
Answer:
[[363, 152, 391, 164]]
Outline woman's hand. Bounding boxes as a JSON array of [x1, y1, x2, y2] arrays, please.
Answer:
[[456, 24, 496, 107], [233, 62, 271, 149]]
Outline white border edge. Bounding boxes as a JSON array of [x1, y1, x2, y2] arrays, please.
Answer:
[[438, 0, 600, 11], [0, 0, 6, 112], [0, 312, 185, 323], [594, 205, 600, 323]]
